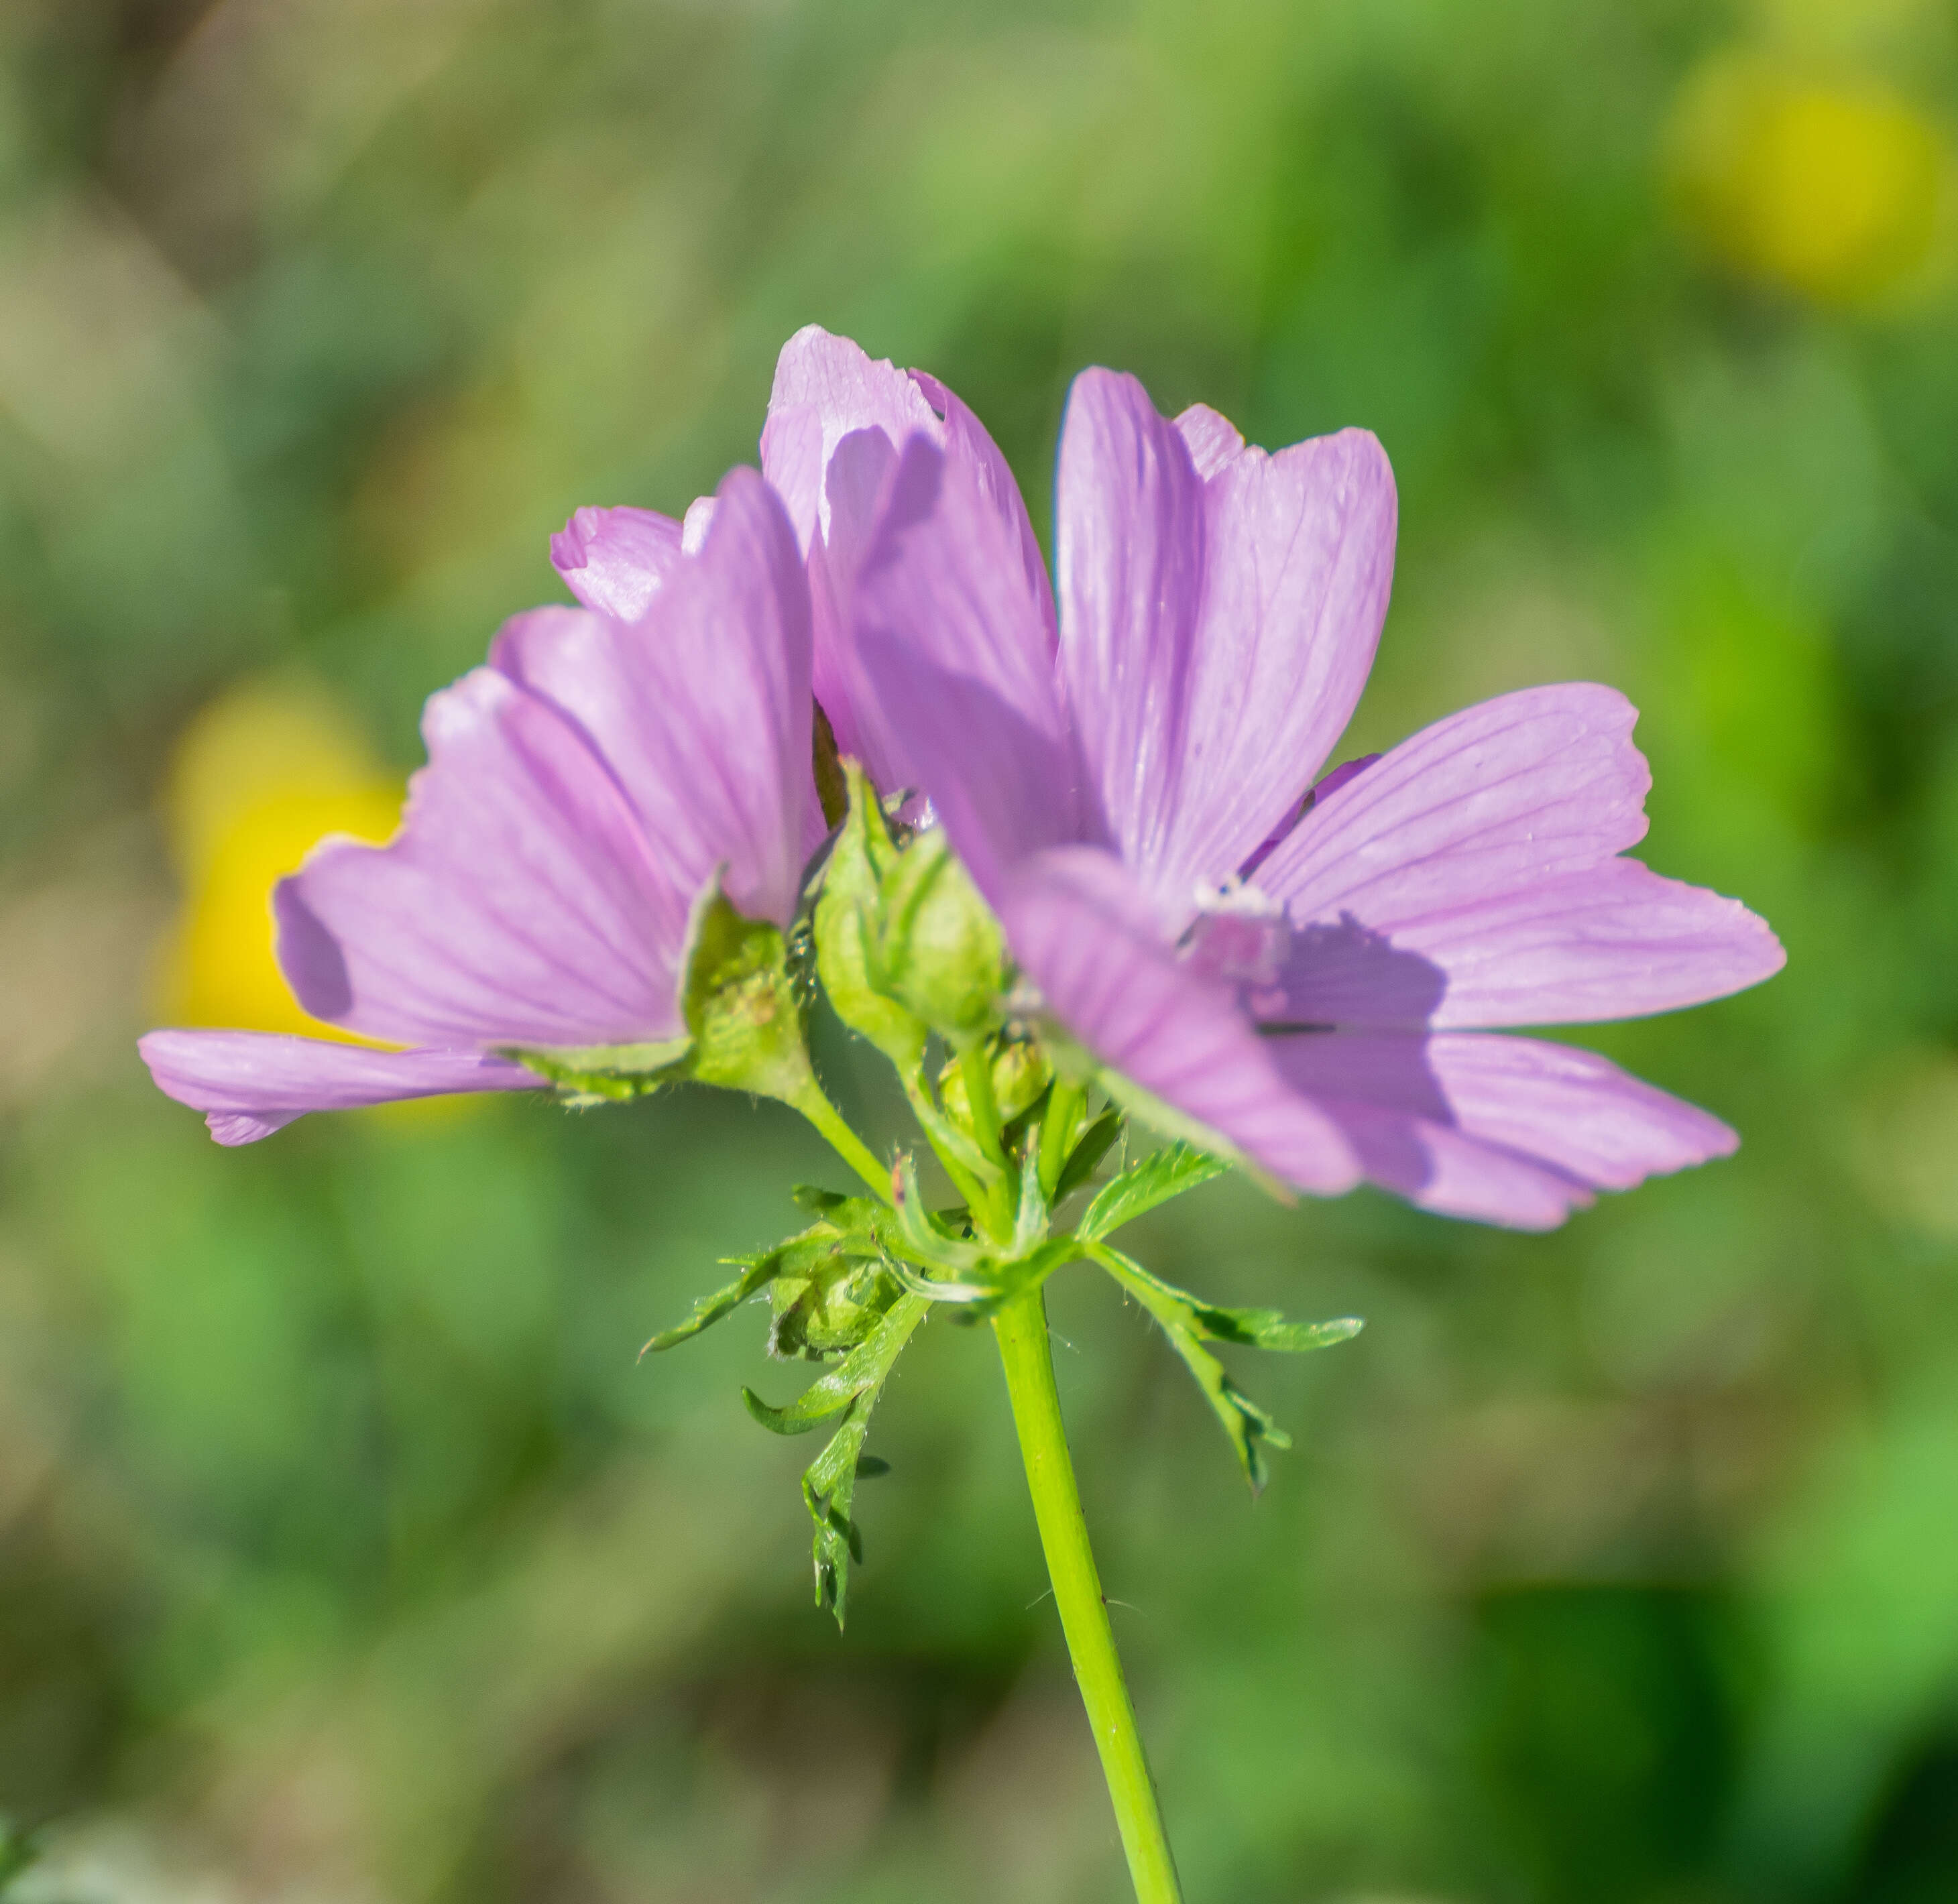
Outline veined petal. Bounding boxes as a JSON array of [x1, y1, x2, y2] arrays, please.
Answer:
[[1053, 370, 1208, 914], [1269, 1030, 1737, 1230], [764, 330, 1051, 802], [278, 664, 686, 1049], [497, 465, 815, 931], [855, 436, 1096, 898], [139, 1030, 543, 1146], [1253, 683, 1782, 1029], [1265, 857, 1786, 1030], [1056, 371, 1397, 926], [760, 324, 943, 553], [1257, 683, 1653, 925], [1174, 402, 1247, 479], [550, 504, 685, 620], [1002, 847, 1359, 1194]]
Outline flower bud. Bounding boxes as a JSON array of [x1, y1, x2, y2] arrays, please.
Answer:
[[878, 827, 1006, 1040]]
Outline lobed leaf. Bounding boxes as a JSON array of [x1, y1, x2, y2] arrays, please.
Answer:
[[1086, 1242, 1361, 1492], [1079, 1140, 1230, 1240]]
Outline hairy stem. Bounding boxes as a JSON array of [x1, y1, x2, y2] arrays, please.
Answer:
[[992, 1287, 1182, 1904], [786, 1082, 892, 1203]]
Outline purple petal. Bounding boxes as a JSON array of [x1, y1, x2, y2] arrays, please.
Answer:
[[1002, 848, 1359, 1194], [281, 470, 813, 1051], [762, 329, 1051, 803], [498, 465, 817, 930], [1253, 685, 1783, 1028], [1051, 370, 1209, 912], [760, 325, 943, 554], [1055, 371, 1397, 926], [1174, 402, 1247, 479], [550, 504, 685, 621], [139, 1029, 544, 1146], [1267, 859, 1785, 1030], [1269, 1030, 1737, 1229], [278, 664, 687, 1049], [1257, 683, 1653, 924], [854, 436, 1097, 898]]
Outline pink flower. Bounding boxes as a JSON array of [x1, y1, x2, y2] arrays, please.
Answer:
[[141, 468, 817, 1144], [776, 331, 1784, 1228]]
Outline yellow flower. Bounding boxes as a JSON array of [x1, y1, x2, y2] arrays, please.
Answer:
[[1669, 51, 1951, 304], [152, 682, 404, 1036]]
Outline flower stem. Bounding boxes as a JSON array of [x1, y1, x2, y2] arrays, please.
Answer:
[[787, 1082, 892, 1203], [992, 1286, 1182, 1904]]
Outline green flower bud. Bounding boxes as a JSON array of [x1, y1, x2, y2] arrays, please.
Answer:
[[878, 826, 1006, 1041], [938, 1036, 1053, 1141]]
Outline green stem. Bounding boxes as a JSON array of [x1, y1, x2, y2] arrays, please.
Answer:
[[957, 1042, 1017, 1241], [899, 1070, 995, 1218], [787, 1083, 893, 1203], [1039, 1079, 1088, 1200], [992, 1287, 1182, 1904]]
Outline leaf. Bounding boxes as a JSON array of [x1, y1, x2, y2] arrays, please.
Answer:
[[642, 1201, 896, 1360], [1052, 1106, 1122, 1202], [1087, 1242, 1362, 1493], [792, 1295, 929, 1627], [640, 1254, 780, 1355], [1096, 1070, 1290, 1203], [742, 1290, 929, 1435], [1079, 1140, 1230, 1240]]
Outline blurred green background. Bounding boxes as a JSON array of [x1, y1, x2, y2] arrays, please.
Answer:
[[4, 1, 1958, 1899]]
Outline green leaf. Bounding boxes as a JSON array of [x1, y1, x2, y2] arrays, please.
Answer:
[[1079, 1139, 1230, 1240], [644, 1195, 907, 1361], [1052, 1106, 1122, 1201], [1087, 1242, 1362, 1492], [640, 1254, 781, 1354], [771, 1294, 930, 1628], [813, 760, 927, 1069], [742, 1289, 929, 1436]]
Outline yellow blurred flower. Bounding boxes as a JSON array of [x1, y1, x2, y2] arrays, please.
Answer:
[[152, 681, 403, 1036], [1668, 51, 1952, 304]]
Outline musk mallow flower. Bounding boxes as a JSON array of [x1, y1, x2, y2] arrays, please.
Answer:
[[797, 341, 1785, 1228], [140, 466, 821, 1145]]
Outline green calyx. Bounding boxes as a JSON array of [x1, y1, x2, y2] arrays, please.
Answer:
[[506, 872, 825, 1111], [814, 758, 1009, 1053], [813, 760, 929, 1071], [878, 825, 1006, 1040]]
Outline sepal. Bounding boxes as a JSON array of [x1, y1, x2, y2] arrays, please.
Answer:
[[510, 874, 818, 1107], [877, 826, 1006, 1041], [813, 762, 927, 1069]]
